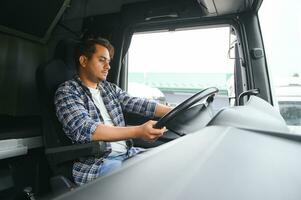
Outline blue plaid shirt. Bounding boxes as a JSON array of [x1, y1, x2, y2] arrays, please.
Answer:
[[54, 76, 157, 185]]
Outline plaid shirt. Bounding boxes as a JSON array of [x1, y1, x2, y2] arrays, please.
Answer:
[[54, 76, 157, 185]]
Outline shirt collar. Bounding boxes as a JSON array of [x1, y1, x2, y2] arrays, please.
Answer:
[[74, 74, 104, 90]]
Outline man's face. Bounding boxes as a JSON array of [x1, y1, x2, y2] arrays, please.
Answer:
[[82, 44, 111, 82]]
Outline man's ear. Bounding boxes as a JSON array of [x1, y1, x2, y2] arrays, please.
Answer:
[[79, 55, 87, 68]]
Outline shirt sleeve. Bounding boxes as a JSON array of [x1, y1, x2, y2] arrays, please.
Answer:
[[111, 83, 157, 118], [54, 85, 100, 143]]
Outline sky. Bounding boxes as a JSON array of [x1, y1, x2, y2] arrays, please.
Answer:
[[128, 26, 234, 74], [259, 0, 301, 82]]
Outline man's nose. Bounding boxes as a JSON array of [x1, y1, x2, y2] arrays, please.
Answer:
[[105, 62, 111, 70]]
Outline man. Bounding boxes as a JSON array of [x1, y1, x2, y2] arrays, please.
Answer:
[[54, 38, 172, 185]]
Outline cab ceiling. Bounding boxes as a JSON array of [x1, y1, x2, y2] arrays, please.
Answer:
[[0, 0, 259, 42], [63, 0, 258, 21]]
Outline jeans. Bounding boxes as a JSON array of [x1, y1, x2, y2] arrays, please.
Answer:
[[98, 147, 146, 176]]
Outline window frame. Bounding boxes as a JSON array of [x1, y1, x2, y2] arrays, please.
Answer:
[[121, 17, 248, 106]]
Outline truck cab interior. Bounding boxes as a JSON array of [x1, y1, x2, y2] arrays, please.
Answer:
[[1, 0, 301, 200]]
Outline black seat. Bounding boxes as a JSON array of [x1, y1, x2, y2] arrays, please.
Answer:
[[36, 39, 105, 192]]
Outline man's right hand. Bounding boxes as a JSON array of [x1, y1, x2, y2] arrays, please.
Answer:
[[138, 120, 166, 141]]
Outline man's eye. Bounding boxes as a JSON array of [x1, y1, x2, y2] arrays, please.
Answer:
[[99, 58, 110, 63]]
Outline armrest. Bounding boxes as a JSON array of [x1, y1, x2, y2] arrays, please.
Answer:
[[45, 141, 106, 164]]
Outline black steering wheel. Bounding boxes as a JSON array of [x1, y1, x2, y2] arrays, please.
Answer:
[[153, 87, 219, 129]]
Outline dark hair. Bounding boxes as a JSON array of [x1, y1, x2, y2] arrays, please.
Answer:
[[75, 37, 114, 69]]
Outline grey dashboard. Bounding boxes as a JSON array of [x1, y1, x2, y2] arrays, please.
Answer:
[[55, 96, 301, 200], [209, 95, 289, 133], [55, 125, 301, 200]]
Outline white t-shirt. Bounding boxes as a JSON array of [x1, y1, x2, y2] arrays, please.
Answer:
[[88, 87, 127, 156]]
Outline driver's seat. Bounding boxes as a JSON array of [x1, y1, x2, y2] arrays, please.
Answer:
[[36, 39, 106, 194]]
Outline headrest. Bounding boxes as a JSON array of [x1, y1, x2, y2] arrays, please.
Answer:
[[36, 39, 80, 102], [54, 39, 80, 70]]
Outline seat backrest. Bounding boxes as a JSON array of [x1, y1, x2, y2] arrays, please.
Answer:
[[36, 39, 79, 149], [37, 39, 106, 184]]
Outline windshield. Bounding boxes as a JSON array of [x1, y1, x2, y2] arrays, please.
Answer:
[[128, 26, 234, 110], [259, 0, 301, 129]]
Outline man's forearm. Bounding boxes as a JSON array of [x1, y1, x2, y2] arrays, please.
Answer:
[[92, 120, 166, 142], [92, 124, 140, 141]]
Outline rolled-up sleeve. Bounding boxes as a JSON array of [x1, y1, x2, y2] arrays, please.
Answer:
[[54, 86, 100, 143], [112, 84, 157, 118]]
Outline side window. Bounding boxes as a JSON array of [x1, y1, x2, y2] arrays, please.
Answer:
[[259, 0, 301, 130], [127, 26, 235, 111]]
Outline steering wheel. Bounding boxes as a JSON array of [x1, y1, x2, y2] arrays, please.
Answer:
[[153, 87, 219, 129]]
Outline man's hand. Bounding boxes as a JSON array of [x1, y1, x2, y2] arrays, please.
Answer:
[[154, 104, 173, 118], [138, 120, 166, 141]]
